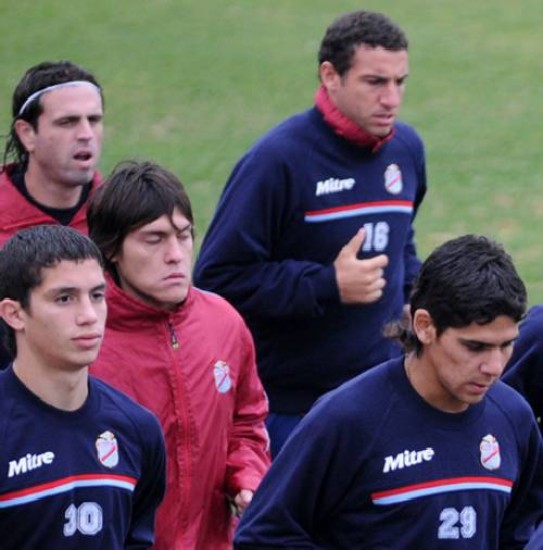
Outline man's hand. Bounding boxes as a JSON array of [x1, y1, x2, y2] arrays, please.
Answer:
[[334, 228, 389, 304], [233, 489, 254, 516]]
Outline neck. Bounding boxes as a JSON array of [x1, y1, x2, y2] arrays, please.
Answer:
[[404, 354, 468, 414], [24, 165, 85, 209], [13, 355, 88, 411]]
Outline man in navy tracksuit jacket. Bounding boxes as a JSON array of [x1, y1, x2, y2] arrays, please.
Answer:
[[234, 235, 543, 549], [194, 10, 427, 455]]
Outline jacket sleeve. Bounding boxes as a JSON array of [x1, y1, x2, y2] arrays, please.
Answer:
[[193, 146, 340, 321], [125, 413, 167, 549], [225, 323, 271, 497]]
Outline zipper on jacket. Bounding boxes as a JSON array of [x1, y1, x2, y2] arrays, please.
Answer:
[[168, 321, 180, 349]]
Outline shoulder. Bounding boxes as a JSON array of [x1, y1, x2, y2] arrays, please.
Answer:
[[90, 376, 163, 437], [486, 380, 536, 422], [284, 360, 403, 462], [241, 108, 321, 161], [190, 286, 247, 322], [390, 121, 425, 156], [308, 359, 400, 427]]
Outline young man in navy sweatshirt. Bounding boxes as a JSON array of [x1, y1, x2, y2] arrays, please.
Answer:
[[234, 235, 543, 549]]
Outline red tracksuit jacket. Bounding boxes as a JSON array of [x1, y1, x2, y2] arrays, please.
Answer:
[[91, 280, 270, 550]]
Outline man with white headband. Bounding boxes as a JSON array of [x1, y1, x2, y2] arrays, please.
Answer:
[[0, 61, 104, 368], [0, 60, 103, 246]]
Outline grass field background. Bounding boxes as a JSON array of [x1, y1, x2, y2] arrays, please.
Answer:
[[1, 1, 543, 302]]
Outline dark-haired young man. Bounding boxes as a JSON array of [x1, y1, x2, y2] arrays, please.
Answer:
[[88, 160, 270, 550], [235, 235, 543, 549], [194, 10, 427, 457], [0, 60, 103, 245], [0, 225, 165, 549]]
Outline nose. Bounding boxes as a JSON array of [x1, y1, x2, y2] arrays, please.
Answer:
[[480, 348, 507, 378], [380, 82, 403, 109], [164, 236, 184, 263], [76, 118, 94, 141], [76, 297, 99, 325]]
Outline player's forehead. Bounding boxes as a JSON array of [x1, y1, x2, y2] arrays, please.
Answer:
[[39, 84, 103, 118], [35, 259, 105, 293], [443, 316, 519, 345], [348, 44, 409, 77], [132, 210, 192, 235]]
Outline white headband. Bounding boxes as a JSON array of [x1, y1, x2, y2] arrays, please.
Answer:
[[18, 80, 101, 117]]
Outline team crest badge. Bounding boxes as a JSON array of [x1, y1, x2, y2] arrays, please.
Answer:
[[213, 361, 232, 394], [480, 434, 501, 471], [96, 430, 119, 468], [384, 164, 403, 195]]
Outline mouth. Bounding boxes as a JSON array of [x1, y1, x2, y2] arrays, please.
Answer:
[[467, 382, 491, 396], [374, 113, 395, 125], [73, 334, 102, 348], [73, 151, 94, 165], [164, 273, 185, 281]]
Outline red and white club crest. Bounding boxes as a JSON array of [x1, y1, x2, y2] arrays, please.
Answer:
[[96, 430, 119, 468], [480, 434, 501, 471], [213, 360, 232, 394], [384, 164, 403, 195]]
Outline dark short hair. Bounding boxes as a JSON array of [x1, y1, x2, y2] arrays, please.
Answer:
[[318, 10, 408, 77], [387, 234, 527, 355], [3, 60, 103, 168], [0, 225, 104, 356], [88, 160, 194, 279]]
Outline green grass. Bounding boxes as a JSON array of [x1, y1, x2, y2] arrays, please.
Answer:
[[2, 0, 543, 301]]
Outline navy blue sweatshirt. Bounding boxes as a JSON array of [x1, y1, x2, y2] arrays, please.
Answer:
[[235, 357, 543, 548], [0, 366, 166, 548], [194, 107, 426, 413]]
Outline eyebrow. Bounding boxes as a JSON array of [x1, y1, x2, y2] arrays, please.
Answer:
[[54, 111, 103, 121], [458, 337, 517, 347], [140, 222, 192, 235], [364, 73, 409, 81], [44, 282, 106, 297]]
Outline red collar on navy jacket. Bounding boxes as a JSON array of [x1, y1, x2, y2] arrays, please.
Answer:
[[314, 84, 394, 153]]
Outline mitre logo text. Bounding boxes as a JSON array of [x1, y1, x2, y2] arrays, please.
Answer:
[[8, 451, 55, 477], [315, 177, 355, 196], [383, 447, 435, 473]]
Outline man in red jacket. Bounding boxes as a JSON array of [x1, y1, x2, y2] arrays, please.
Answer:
[[0, 60, 103, 246], [0, 60, 104, 369], [87, 160, 270, 550]]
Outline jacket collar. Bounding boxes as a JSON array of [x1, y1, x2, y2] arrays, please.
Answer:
[[104, 273, 193, 330]]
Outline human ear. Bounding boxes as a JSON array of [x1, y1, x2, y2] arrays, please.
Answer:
[[0, 299, 25, 331], [14, 119, 37, 154], [319, 61, 341, 93], [412, 309, 436, 345]]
